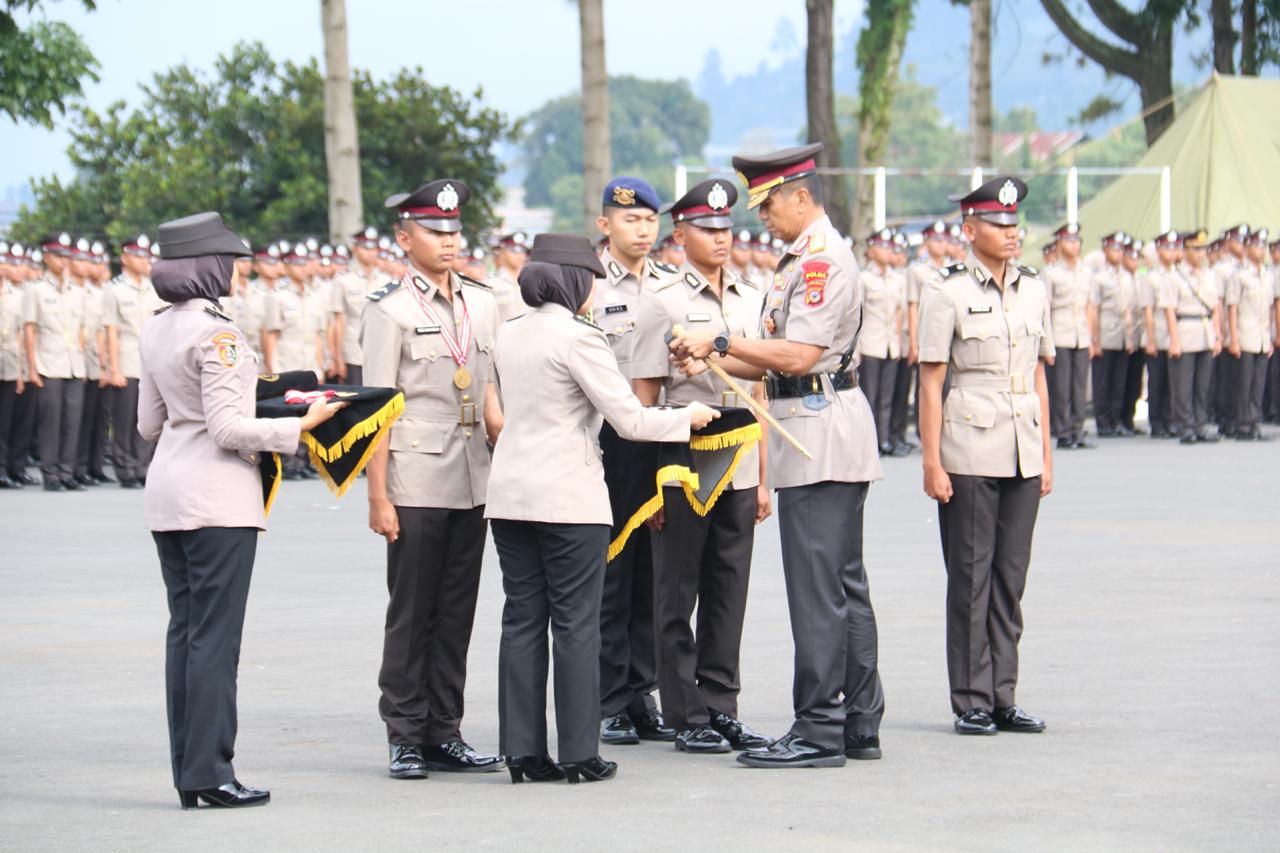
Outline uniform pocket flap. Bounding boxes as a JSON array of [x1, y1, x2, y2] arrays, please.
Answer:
[[408, 338, 442, 362], [959, 320, 1002, 341], [944, 393, 998, 428], [390, 421, 446, 454]]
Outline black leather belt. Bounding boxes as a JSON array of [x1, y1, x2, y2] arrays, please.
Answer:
[[1176, 314, 1209, 321], [764, 371, 857, 399]]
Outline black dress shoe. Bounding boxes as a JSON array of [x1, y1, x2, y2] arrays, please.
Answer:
[[709, 711, 771, 750], [674, 724, 732, 753], [75, 473, 99, 487], [507, 754, 565, 783], [43, 480, 65, 492], [120, 477, 142, 489], [90, 471, 115, 484], [844, 734, 882, 760], [13, 472, 38, 486], [178, 780, 270, 809], [993, 705, 1046, 733], [600, 712, 640, 745], [562, 755, 617, 784], [890, 440, 914, 457], [388, 743, 429, 779], [736, 733, 846, 768], [1073, 439, 1096, 449], [954, 709, 998, 735], [1179, 434, 1198, 445], [631, 707, 676, 742], [62, 478, 86, 491], [0, 475, 17, 489], [877, 441, 895, 456], [422, 740, 503, 773], [1056, 438, 1074, 450], [1195, 432, 1219, 443]]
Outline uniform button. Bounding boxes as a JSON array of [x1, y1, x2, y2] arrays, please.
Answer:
[[789, 407, 797, 415], [1005, 305, 1011, 312], [463, 394, 471, 402], [411, 440, 419, 448], [429, 350, 437, 358], [1012, 340, 1018, 347], [964, 413, 973, 421], [465, 431, 472, 439], [1015, 409, 1022, 417]]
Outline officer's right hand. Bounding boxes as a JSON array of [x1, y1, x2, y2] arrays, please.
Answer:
[[369, 498, 400, 543], [924, 463, 953, 504], [644, 507, 665, 532], [1144, 342, 1157, 357], [687, 402, 720, 430], [110, 370, 127, 388], [299, 397, 348, 431], [1169, 342, 1182, 359], [1229, 342, 1241, 358], [29, 374, 43, 390]]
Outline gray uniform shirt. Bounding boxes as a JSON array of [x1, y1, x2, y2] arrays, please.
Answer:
[[330, 265, 378, 365], [264, 282, 323, 375], [23, 274, 85, 379], [1227, 264, 1275, 354], [1, 279, 25, 381], [595, 251, 671, 379], [1090, 264, 1130, 351], [102, 274, 165, 379], [1043, 260, 1092, 349]]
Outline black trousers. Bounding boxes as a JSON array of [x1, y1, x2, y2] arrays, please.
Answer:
[[153, 527, 258, 791], [75, 380, 112, 477], [1169, 350, 1214, 437], [1212, 353, 1235, 430], [493, 519, 609, 763], [1121, 350, 1146, 430], [776, 481, 883, 747], [6, 380, 37, 477], [37, 377, 84, 482], [1147, 352, 1171, 434], [378, 504, 486, 745], [1091, 350, 1127, 431], [1047, 347, 1088, 441], [598, 423, 658, 718], [858, 356, 896, 445], [1236, 352, 1269, 434], [0, 380, 21, 475], [889, 357, 912, 443], [344, 364, 363, 386], [939, 473, 1041, 715], [1264, 351, 1280, 421], [109, 379, 155, 481], [650, 487, 755, 731]]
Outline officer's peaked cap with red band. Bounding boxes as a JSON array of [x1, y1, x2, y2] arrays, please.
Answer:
[[732, 142, 823, 209], [660, 178, 738, 229], [385, 179, 470, 233], [950, 176, 1028, 226]]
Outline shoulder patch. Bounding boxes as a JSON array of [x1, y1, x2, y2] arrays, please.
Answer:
[[203, 304, 233, 323], [457, 273, 492, 290], [575, 315, 603, 332], [801, 260, 830, 307], [940, 263, 967, 278], [367, 280, 402, 302], [210, 330, 240, 367]]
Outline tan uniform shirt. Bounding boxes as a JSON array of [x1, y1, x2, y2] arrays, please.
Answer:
[[760, 215, 882, 489], [23, 274, 85, 379], [1158, 266, 1215, 352], [361, 270, 499, 509], [596, 251, 670, 379], [264, 282, 322, 375], [1227, 264, 1275, 354], [856, 264, 899, 360], [1214, 258, 1238, 346], [1090, 264, 1130, 351], [1121, 269, 1143, 350], [81, 283, 106, 381], [1139, 270, 1170, 351], [1, 279, 26, 381], [329, 265, 378, 366], [631, 263, 763, 491], [486, 303, 692, 525], [1043, 260, 1092, 349], [102, 274, 165, 379], [918, 255, 1054, 479], [138, 299, 302, 531], [485, 269, 529, 324]]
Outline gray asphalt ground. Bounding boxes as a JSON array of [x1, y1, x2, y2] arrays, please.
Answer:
[[2, 426, 1278, 852]]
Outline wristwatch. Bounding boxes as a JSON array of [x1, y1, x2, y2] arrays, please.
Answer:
[[713, 333, 731, 357]]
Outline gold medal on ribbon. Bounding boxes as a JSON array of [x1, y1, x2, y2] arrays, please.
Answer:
[[453, 366, 472, 390]]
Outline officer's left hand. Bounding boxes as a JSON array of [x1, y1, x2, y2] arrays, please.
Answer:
[[671, 355, 709, 378], [644, 507, 665, 532], [1040, 464, 1053, 498], [1212, 341, 1222, 357], [755, 485, 772, 524], [669, 333, 715, 362]]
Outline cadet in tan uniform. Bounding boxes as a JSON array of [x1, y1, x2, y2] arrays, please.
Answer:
[[362, 179, 505, 779], [1042, 223, 1093, 448], [917, 177, 1053, 736], [1089, 232, 1133, 437], [5, 246, 40, 486], [887, 231, 915, 455], [0, 242, 29, 489], [263, 244, 324, 378], [629, 179, 772, 755], [73, 240, 114, 485], [1119, 238, 1147, 435], [329, 228, 382, 385], [1226, 229, 1274, 441], [1163, 231, 1221, 443], [729, 229, 755, 285], [673, 143, 885, 768], [1142, 233, 1180, 438], [1214, 226, 1249, 435], [594, 176, 680, 746], [857, 229, 902, 455], [487, 232, 531, 323]]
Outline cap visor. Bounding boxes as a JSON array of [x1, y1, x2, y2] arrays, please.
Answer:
[[683, 215, 735, 229], [976, 211, 1020, 226], [405, 218, 463, 234]]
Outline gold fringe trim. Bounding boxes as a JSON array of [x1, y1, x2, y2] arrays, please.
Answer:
[[262, 452, 282, 519], [301, 392, 406, 498], [687, 422, 762, 452], [682, 441, 754, 517], [607, 464, 700, 563]]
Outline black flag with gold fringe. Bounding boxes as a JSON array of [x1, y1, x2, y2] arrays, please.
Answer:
[[607, 406, 762, 562], [254, 371, 404, 514]]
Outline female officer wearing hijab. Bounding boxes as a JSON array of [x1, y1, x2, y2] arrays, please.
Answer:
[[485, 234, 719, 784], [140, 213, 345, 809]]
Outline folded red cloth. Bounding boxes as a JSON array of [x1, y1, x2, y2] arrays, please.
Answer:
[[284, 388, 337, 405]]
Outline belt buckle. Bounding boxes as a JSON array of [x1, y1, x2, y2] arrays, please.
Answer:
[[459, 403, 478, 426], [721, 390, 739, 408], [1009, 374, 1028, 394]]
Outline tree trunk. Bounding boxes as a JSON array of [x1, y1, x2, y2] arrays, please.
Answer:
[[969, 0, 993, 167], [579, 0, 611, 234], [1137, 30, 1176, 145], [805, 0, 850, 233], [852, 0, 914, 237], [320, 0, 362, 243], [1241, 0, 1259, 74], [1212, 0, 1237, 73]]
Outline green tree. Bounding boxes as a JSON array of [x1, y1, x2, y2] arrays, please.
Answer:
[[12, 41, 516, 244], [0, 0, 98, 127], [520, 76, 710, 230], [853, 0, 914, 234]]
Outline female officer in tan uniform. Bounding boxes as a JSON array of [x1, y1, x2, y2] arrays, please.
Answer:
[[486, 234, 716, 784], [140, 212, 344, 809]]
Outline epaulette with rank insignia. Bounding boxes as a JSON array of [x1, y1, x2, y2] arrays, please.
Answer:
[[725, 268, 756, 290], [153, 305, 171, 315], [940, 263, 967, 278], [651, 260, 679, 274], [575, 315, 603, 332], [1018, 264, 1039, 277], [203, 304, 233, 322], [457, 273, 492, 290], [367, 280, 401, 302]]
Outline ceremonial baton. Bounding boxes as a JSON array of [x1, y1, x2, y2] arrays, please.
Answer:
[[670, 324, 813, 460]]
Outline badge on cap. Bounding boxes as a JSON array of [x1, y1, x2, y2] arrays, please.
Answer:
[[436, 184, 459, 212], [612, 186, 636, 206], [997, 180, 1018, 207], [708, 183, 729, 211]]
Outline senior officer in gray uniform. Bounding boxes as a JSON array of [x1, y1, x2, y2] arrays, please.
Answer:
[[672, 143, 885, 768], [594, 176, 679, 745], [917, 177, 1053, 736], [362, 179, 505, 779], [630, 179, 772, 755]]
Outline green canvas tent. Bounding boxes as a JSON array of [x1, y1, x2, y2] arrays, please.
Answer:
[[1075, 74, 1280, 248]]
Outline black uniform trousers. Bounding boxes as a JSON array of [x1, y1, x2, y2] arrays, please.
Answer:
[[1147, 352, 1171, 434], [378, 505, 486, 745], [776, 481, 884, 748], [109, 379, 156, 481], [344, 364, 363, 387], [650, 486, 755, 732], [0, 380, 23, 476], [153, 526, 258, 791], [492, 519, 610, 763], [889, 357, 913, 444], [1047, 347, 1088, 442], [858, 356, 896, 446], [1212, 353, 1235, 431], [1121, 350, 1146, 430], [1169, 349, 1214, 438], [36, 377, 84, 483], [75, 379, 112, 477], [1264, 351, 1280, 422], [1091, 349, 1127, 432], [598, 423, 658, 718], [939, 473, 1041, 715], [1236, 352, 1269, 435]]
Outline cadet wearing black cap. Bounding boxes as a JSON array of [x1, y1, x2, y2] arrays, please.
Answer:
[[1089, 232, 1133, 437], [918, 177, 1053, 736], [1227, 228, 1275, 441], [672, 142, 886, 767], [362, 179, 506, 778], [1162, 230, 1220, 443], [1043, 223, 1094, 449], [489, 232, 531, 322]]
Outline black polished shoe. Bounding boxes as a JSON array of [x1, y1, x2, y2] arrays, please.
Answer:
[[1056, 437, 1074, 450], [506, 754, 565, 783], [993, 705, 1046, 733], [388, 743, 429, 779], [736, 733, 846, 768], [889, 440, 914, 457], [178, 780, 270, 809], [90, 471, 115, 484], [75, 473, 99, 487], [12, 472, 38, 486], [674, 724, 732, 753], [631, 707, 676, 742], [954, 709, 998, 735], [877, 441, 895, 457], [422, 740, 504, 773], [0, 474, 17, 489], [600, 712, 640, 745], [1073, 439, 1096, 449], [1195, 432, 1219, 444], [709, 711, 771, 750], [120, 477, 142, 489], [844, 734, 882, 760], [62, 478, 86, 491], [43, 480, 65, 492], [1179, 434, 1198, 445], [562, 755, 617, 784]]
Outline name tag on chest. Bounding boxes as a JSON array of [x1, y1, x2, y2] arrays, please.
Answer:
[[967, 305, 994, 315], [604, 304, 628, 315], [415, 325, 441, 335], [686, 312, 713, 323]]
